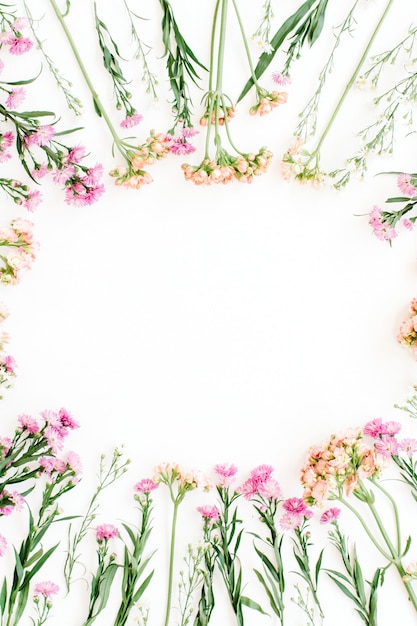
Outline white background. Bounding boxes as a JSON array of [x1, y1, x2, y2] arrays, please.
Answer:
[[2, 0, 417, 624]]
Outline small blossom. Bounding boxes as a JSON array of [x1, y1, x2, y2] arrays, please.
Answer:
[[282, 497, 307, 514], [0, 533, 7, 556], [95, 524, 119, 541], [213, 463, 238, 487], [120, 112, 143, 128], [197, 504, 220, 521], [397, 173, 417, 197], [320, 507, 341, 524], [33, 581, 60, 599], [279, 510, 303, 530], [7, 35, 33, 55], [398, 438, 417, 456], [134, 478, 159, 494], [5, 87, 26, 109], [17, 413, 39, 434], [272, 71, 292, 86]]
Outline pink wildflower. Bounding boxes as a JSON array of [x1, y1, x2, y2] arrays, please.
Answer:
[[238, 477, 258, 499], [67, 450, 83, 477], [53, 165, 75, 185], [214, 463, 238, 487], [397, 173, 417, 197], [0, 490, 24, 515], [95, 524, 119, 541], [272, 71, 292, 86], [0, 534, 7, 557], [68, 145, 87, 163], [403, 218, 414, 231], [33, 581, 59, 599], [398, 438, 417, 456], [0, 354, 15, 373], [279, 510, 303, 530], [363, 418, 384, 439], [380, 420, 401, 436], [7, 35, 33, 55], [58, 407, 79, 430], [250, 464, 274, 483], [12, 17, 28, 32], [134, 478, 159, 494], [368, 205, 398, 242], [120, 112, 143, 128], [374, 436, 399, 457], [24, 190, 42, 212], [258, 478, 283, 500], [282, 497, 307, 514], [17, 413, 39, 434], [32, 164, 49, 180], [26, 125, 55, 147], [83, 164, 104, 186], [197, 504, 220, 521], [0, 436, 11, 455], [6, 87, 25, 109], [320, 507, 341, 524], [1, 131, 13, 150]]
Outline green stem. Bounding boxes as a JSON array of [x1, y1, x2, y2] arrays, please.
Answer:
[[311, 0, 395, 157], [337, 496, 392, 561], [230, 0, 261, 92], [213, 0, 228, 154], [370, 479, 402, 553], [163, 498, 179, 626], [47, 0, 127, 158]]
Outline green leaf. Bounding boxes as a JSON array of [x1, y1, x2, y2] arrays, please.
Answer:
[[96, 563, 119, 613], [385, 196, 414, 203], [308, 0, 329, 45], [237, 0, 318, 102], [132, 570, 154, 603], [0, 578, 7, 613], [326, 572, 362, 608], [241, 595, 269, 615], [21, 543, 59, 587], [315, 549, 324, 584]]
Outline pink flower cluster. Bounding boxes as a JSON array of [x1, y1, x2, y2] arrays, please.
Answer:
[[397, 298, 417, 358], [120, 112, 143, 129], [182, 146, 273, 185], [279, 497, 313, 530], [109, 130, 172, 189], [38, 407, 79, 454], [368, 205, 398, 242], [0, 131, 14, 162], [363, 417, 417, 458], [0, 489, 24, 516], [300, 428, 384, 506], [238, 464, 283, 501], [169, 126, 198, 156], [95, 523, 119, 541], [39, 450, 82, 483], [30, 139, 105, 207], [0, 218, 38, 285], [0, 17, 33, 55], [0, 302, 16, 395]]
